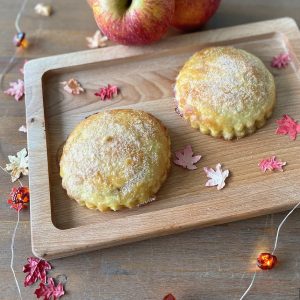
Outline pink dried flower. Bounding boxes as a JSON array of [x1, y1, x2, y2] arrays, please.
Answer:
[[4, 79, 25, 101], [271, 52, 291, 69], [276, 114, 300, 140], [95, 84, 118, 100], [258, 156, 286, 172], [61, 79, 84, 95], [173, 145, 201, 170], [204, 163, 229, 190]]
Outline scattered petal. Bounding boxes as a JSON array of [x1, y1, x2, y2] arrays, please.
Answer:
[[61, 79, 84, 95], [95, 84, 118, 100], [173, 144, 201, 170], [4, 79, 25, 101], [20, 60, 28, 75], [204, 163, 229, 190], [19, 125, 27, 133], [275, 114, 300, 140], [7, 186, 30, 211], [174, 106, 183, 117], [138, 196, 157, 207], [34, 3, 52, 16], [86, 30, 108, 49], [271, 52, 291, 69], [23, 257, 52, 287], [258, 156, 286, 172], [34, 277, 65, 300], [5, 148, 29, 182], [163, 294, 176, 300]]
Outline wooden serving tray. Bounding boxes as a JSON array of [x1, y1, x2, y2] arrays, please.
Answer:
[[25, 18, 300, 259]]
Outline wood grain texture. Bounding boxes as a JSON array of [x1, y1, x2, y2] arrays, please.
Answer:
[[25, 18, 300, 260], [1, 1, 300, 299]]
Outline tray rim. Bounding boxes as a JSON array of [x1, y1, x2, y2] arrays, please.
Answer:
[[25, 17, 300, 259]]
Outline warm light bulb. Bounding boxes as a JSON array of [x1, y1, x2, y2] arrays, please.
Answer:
[[257, 252, 277, 270], [20, 38, 29, 48], [13, 32, 27, 48]]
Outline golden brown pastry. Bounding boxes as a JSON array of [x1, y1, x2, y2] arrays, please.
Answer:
[[60, 109, 171, 212], [175, 47, 276, 139]]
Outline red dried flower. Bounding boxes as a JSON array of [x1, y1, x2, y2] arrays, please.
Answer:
[[23, 257, 52, 287], [271, 52, 291, 69], [276, 114, 300, 140], [95, 84, 118, 100], [7, 186, 30, 211], [34, 277, 65, 300]]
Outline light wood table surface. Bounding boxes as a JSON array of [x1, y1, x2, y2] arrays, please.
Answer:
[[1, 1, 300, 299]]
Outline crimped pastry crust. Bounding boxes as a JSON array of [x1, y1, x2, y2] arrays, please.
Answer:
[[60, 109, 171, 212], [175, 47, 276, 139]]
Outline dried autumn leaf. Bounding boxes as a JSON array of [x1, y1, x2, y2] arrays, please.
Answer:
[[4, 79, 25, 101], [275, 114, 300, 140], [7, 186, 30, 211], [173, 144, 201, 170], [204, 163, 229, 190], [61, 79, 84, 95], [258, 156, 286, 172], [86, 30, 108, 49], [34, 277, 65, 300], [94, 84, 118, 100], [271, 52, 291, 69], [5, 148, 29, 182], [23, 257, 52, 287]]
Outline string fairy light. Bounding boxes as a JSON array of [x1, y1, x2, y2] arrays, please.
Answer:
[[0, 1, 30, 299], [15, 0, 29, 34], [10, 210, 23, 300], [0, 166, 24, 300], [272, 201, 300, 254], [239, 200, 300, 299], [0, 0, 29, 90], [239, 271, 256, 300], [0, 2, 299, 300]]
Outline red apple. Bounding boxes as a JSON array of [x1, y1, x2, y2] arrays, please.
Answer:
[[172, 0, 221, 31], [91, 0, 175, 45]]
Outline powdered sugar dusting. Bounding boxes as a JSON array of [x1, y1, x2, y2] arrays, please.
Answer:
[[175, 47, 275, 119], [173, 47, 276, 139], [60, 109, 170, 210]]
